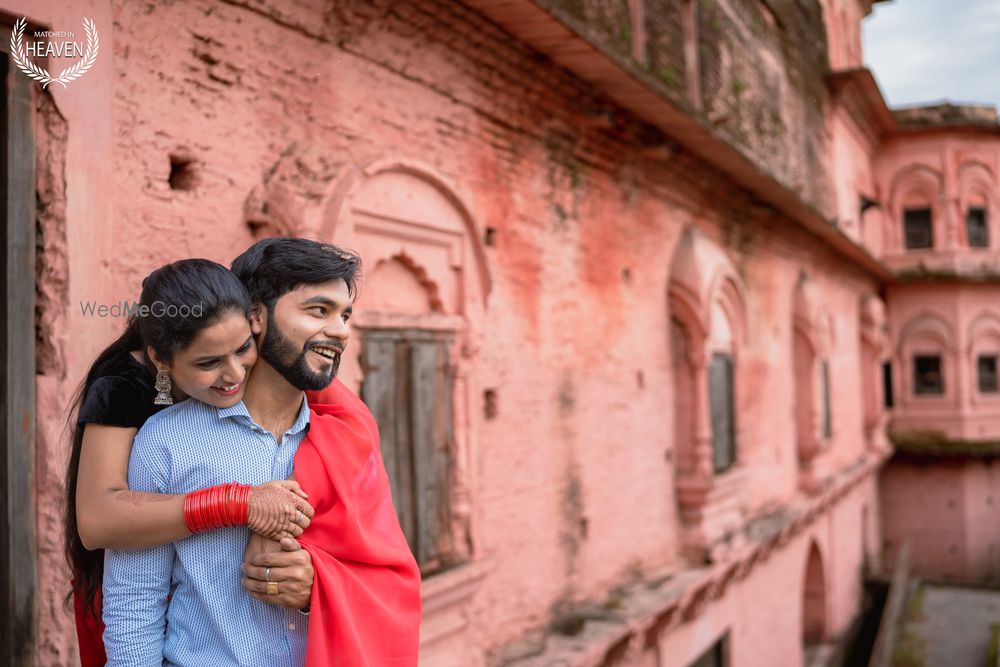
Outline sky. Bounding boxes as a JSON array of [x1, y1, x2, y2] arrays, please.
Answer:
[[862, 0, 1000, 111]]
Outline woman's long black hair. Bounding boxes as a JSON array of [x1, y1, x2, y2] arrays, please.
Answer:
[[64, 259, 251, 619]]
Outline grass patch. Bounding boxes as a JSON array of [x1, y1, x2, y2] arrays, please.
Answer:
[[892, 583, 926, 667]]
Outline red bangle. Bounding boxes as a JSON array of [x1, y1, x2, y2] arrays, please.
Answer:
[[222, 484, 233, 525], [235, 484, 250, 525], [183, 483, 253, 533]]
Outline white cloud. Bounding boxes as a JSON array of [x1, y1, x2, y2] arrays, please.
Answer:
[[862, 0, 1000, 109]]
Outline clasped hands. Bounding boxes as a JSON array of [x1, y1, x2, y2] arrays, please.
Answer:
[[241, 480, 315, 611]]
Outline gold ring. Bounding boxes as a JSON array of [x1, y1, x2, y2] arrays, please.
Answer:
[[266, 581, 279, 596]]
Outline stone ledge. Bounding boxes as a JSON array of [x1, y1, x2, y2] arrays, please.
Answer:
[[421, 558, 495, 648], [493, 451, 889, 667], [889, 430, 1000, 460]]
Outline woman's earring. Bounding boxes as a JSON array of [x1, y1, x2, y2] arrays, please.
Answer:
[[154, 369, 174, 406]]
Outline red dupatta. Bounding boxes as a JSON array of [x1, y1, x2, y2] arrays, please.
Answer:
[[299, 380, 422, 666]]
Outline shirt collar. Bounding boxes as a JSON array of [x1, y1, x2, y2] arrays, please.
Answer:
[[217, 396, 312, 436]]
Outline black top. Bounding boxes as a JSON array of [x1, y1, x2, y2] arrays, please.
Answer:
[[77, 351, 165, 428]]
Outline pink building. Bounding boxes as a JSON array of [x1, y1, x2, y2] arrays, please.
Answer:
[[0, 0, 993, 665], [870, 105, 1000, 585]]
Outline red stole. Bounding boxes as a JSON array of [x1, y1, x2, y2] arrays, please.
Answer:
[[299, 380, 422, 666]]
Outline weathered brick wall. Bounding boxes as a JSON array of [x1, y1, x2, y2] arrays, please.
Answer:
[[550, 0, 633, 53], [543, 0, 834, 215], [699, 0, 829, 208], [30, 0, 874, 663], [644, 0, 687, 94]]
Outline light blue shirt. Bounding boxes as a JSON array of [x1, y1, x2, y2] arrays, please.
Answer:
[[103, 397, 312, 667]]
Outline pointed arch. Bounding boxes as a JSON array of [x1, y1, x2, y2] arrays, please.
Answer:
[[669, 226, 748, 556], [896, 311, 957, 358], [895, 311, 958, 407], [317, 157, 492, 310], [887, 164, 945, 253], [312, 156, 492, 578], [887, 163, 944, 209]]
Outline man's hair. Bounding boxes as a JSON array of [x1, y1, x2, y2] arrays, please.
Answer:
[[231, 237, 362, 309]]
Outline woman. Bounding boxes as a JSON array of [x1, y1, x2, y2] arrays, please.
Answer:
[[65, 259, 314, 667]]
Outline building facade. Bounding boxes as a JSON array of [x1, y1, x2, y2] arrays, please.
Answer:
[[0, 0, 994, 666]]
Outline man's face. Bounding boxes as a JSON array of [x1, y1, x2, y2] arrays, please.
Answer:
[[255, 278, 352, 391]]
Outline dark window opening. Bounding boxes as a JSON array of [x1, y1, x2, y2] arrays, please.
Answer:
[[903, 208, 933, 250], [708, 353, 735, 474], [978, 355, 998, 393], [914, 355, 943, 395], [688, 633, 730, 667], [168, 153, 199, 191], [967, 207, 989, 248], [883, 361, 894, 408], [859, 194, 879, 214]]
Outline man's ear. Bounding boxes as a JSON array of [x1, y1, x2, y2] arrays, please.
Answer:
[[249, 304, 265, 335]]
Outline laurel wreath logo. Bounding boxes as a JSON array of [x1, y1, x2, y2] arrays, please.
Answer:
[[10, 17, 100, 89]]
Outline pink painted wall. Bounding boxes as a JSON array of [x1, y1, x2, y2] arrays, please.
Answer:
[[656, 479, 878, 667], [10, 0, 910, 665], [872, 132, 1000, 271], [885, 283, 1000, 439], [881, 459, 1000, 584], [869, 120, 1000, 587]]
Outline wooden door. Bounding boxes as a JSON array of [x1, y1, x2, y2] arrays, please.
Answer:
[[360, 329, 455, 574], [0, 23, 38, 666]]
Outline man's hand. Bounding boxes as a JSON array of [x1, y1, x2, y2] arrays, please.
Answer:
[[242, 534, 314, 610]]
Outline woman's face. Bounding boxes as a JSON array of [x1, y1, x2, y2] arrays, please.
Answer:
[[152, 310, 257, 409]]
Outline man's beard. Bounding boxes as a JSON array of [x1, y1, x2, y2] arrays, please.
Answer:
[[260, 310, 341, 391]]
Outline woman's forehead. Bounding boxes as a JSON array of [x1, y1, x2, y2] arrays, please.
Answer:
[[185, 312, 251, 352]]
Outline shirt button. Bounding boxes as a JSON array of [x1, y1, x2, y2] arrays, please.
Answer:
[[288, 623, 296, 631]]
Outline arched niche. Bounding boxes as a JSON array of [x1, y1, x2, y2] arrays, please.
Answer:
[[958, 161, 997, 249], [314, 157, 492, 576], [859, 295, 889, 449], [669, 226, 747, 553], [318, 158, 490, 319], [365, 253, 445, 315], [896, 312, 958, 408], [670, 226, 747, 354], [967, 311, 1000, 404], [793, 273, 834, 489], [887, 164, 944, 253]]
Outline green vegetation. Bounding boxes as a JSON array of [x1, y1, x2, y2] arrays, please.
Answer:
[[889, 430, 1000, 458], [659, 65, 677, 87], [892, 583, 926, 667], [989, 623, 1000, 666], [619, 25, 630, 45]]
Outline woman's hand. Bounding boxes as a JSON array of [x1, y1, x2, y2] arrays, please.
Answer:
[[247, 481, 314, 540]]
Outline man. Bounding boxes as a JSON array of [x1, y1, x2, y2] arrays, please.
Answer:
[[102, 239, 420, 666]]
